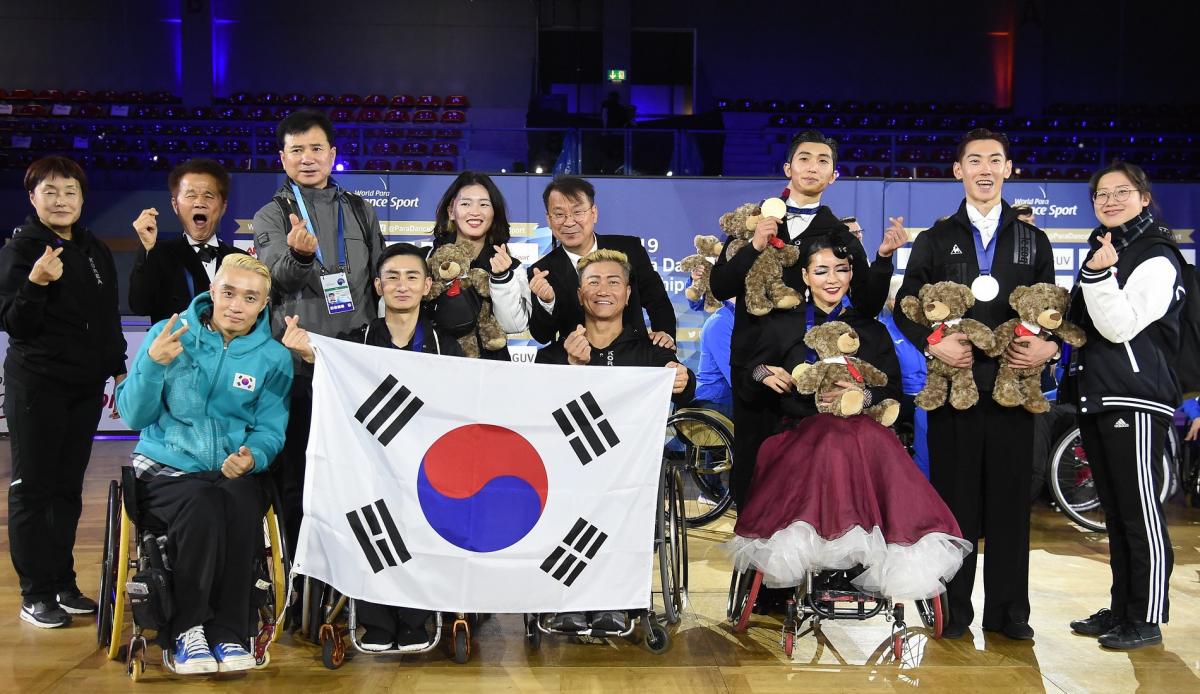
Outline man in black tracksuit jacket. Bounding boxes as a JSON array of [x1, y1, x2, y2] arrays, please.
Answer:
[[710, 131, 900, 507], [894, 130, 1057, 641], [1062, 164, 1181, 650]]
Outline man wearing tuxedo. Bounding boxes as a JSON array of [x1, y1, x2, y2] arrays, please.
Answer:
[[527, 175, 676, 348], [128, 159, 245, 323]]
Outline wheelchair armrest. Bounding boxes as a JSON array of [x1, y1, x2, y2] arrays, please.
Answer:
[[120, 466, 142, 525]]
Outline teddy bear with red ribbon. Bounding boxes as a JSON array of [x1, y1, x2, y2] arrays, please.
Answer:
[[986, 282, 1086, 413], [790, 320, 900, 426], [717, 193, 801, 316], [900, 281, 996, 410], [426, 238, 507, 358]]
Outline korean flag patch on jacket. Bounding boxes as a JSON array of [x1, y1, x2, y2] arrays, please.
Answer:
[[233, 373, 256, 392]]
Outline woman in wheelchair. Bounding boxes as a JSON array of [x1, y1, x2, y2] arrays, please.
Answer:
[[729, 235, 970, 602], [115, 255, 292, 674], [536, 249, 695, 633]]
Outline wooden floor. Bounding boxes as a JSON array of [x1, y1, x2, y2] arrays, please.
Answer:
[[1, 440, 1198, 693]]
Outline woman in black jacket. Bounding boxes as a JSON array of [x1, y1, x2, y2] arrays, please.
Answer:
[[0, 156, 127, 628], [1065, 161, 1181, 650]]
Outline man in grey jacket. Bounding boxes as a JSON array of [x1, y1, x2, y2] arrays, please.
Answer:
[[252, 110, 386, 548]]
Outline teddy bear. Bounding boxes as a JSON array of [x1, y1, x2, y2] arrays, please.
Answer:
[[986, 282, 1087, 413], [900, 281, 997, 411], [425, 239, 507, 358], [717, 200, 800, 316], [789, 320, 901, 426], [680, 234, 725, 313]]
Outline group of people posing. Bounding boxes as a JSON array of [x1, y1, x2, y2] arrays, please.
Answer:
[[0, 111, 1183, 676]]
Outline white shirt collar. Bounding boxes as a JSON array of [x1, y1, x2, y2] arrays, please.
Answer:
[[966, 203, 1002, 245], [187, 235, 218, 249], [564, 240, 600, 274]]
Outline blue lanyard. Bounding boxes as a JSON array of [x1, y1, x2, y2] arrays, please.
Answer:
[[185, 268, 194, 297], [970, 223, 999, 277], [410, 321, 425, 353], [804, 297, 849, 363], [290, 181, 347, 269]]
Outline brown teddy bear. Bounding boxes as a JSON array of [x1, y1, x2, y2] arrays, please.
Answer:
[[987, 282, 1087, 413], [900, 281, 996, 411], [680, 234, 725, 313], [717, 201, 800, 316], [789, 320, 901, 426], [426, 239, 507, 358]]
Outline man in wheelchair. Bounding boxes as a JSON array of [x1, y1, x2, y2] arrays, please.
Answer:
[[116, 254, 293, 674], [536, 249, 694, 633]]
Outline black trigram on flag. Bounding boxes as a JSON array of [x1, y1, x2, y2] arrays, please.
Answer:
[[540, 518, 608, 587], [552, 391, 620, 464], [355, 375, 423, 446], [346, 499, 411, 573]]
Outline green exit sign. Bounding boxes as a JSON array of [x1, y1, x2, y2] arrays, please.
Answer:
[[607, 69, 627, 82]]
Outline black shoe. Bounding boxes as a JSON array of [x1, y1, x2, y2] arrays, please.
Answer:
[[55, 589, 97, 615], [20, 601, 72, 628], [395, 625, 429, 647], [548, 612, 588, 631], [941, 621, 969, 639], [1098, 621, 1162, 650], [590, 611, 628, 632], [1001, 621, 1035, 640], [1071, 608, 1122, 637], [359, 627, 395, 652]]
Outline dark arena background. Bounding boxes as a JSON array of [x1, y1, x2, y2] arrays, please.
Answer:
[[1, 1, 1198, 691]]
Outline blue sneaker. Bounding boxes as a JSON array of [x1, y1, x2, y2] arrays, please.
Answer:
[[173, 625, 218, 675], [212, 642, 257, 672]]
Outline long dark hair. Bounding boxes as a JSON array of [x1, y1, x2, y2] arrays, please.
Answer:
[[432, 171, 512, 246]]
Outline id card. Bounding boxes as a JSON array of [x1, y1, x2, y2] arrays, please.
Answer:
[[321, 272, 355, 315]]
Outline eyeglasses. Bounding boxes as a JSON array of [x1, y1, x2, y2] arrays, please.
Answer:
[[1092, 187, 1137, 205], [548, 207, 593, 224]]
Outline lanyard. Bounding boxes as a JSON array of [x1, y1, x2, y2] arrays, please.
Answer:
[[410, 321, 426, 353], [290, 182, 347, 269], [804, 296, 849, 363], [970, 222, 999, 277]]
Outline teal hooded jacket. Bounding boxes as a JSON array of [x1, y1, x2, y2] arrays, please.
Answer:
[[116, 291, 293, 474]]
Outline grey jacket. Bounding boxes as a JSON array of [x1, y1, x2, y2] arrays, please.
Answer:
[[252, 180, 386, 370]]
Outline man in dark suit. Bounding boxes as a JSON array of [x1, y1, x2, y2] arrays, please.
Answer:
[[527, 175, 676, 347], [128, 159, 244, 323]]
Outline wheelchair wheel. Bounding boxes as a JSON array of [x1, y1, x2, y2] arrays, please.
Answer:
[[524, 614, 542, 650], [320, 624, 346, 670], [645, 619, 670, 654], [729, 569, 762, 633], [451, 621, 470, 664], [665, 409, 735, 528], [655, 462, 688, 625], [97, 480, 120, 649], [1049, 426, 1173, 532], [915, 592, 946, 639]]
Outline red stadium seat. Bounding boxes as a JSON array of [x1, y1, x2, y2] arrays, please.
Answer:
[[412, 110, 437, 123], [444, 95, 470, 108], [401, 142, 428, 155], [416, 94, 441, 107], [364, 159, 390, 171], [391, 94, 415, 108], [258, 92, 281, 104], [311, 93, 335, 106], [16, 104, 47, 117], [395, 159, 423, 171], [357, 108, 382, 123], [371, 142, 399, 156], [431, 142, 458, 156], [426, 160, 455, 172], [338, 93, 362, 106], [385, 109, 410, 123], [11, 88, 34, 99], [283, 93, 308, 105], [330, 108, 354, 123], [364, 94, 387, 106], [440, 110, 466, 123]]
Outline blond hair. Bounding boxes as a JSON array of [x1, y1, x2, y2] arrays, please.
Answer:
[[216, 253, 272, 294], [576, 249, 632, 280]]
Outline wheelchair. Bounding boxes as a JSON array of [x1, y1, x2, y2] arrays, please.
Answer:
[[96, 467, 289, 680], [523, 452, 686, 654], [663, 407, 735, 528], [293, 576, 477, 667], [728, 566, 946, 661]]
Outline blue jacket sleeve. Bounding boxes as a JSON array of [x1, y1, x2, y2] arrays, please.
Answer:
[[703, 308, 734, 389], [242, 350, 294, 473], [683, 277, 704, 312], [115, 321, 170, 431], [1183, 397, 1200, 422]]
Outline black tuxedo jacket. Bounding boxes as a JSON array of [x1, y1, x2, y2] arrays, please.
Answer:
[[128, 235, 245, 323], [527, 233, 676, 344]]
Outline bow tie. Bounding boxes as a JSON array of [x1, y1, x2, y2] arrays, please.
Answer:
[[194, 244, 217, 263], [786, 206, 819, 217]]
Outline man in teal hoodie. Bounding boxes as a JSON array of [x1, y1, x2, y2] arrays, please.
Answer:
[[116, 254, 293, 675]]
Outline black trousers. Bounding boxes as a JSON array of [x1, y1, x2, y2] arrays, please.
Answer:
[[730, 367, 780, 509], [356, 601, 431, 636], [1077, 410, 1173, 624], [927, 397, 1033, 629], [5, 376, 104, 602], [140, 471, 265, 644], [271, 372, 313, 554]]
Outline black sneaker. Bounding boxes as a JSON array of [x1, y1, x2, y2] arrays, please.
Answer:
[[56, 589, 97, 615], [360, 626, 395, 652], [589, 611, 628, 632], [1071, 608, 1121, 637], [549, 612, 588, 631], [20, 601, 72, 628], [1098, 621, 1162, 650]]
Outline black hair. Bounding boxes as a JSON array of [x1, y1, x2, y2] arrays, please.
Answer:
[[376, 242, 430, 277], [542, 175, 596, 210], [24, 155, 87, 195], [432, 171, 512, 246], [276, 109, 336, 150], [1011, 204, 1034, 217], [799, 233, 853, 270], [955, 127, 1010, 162], [786, 129, 839, 166], [168, 158, 230, 199], [1088, 159, 1152, 200]]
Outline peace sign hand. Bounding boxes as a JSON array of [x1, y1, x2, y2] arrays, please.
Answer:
[[1086, 232, 1118, 271], [148, 313, 189, 365]]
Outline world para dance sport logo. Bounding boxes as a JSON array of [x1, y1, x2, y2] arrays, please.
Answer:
[[345, 375, 616, 588]]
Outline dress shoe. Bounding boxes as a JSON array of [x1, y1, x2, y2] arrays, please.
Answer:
[[1098, 621, 1161, 650], [1071, 608, 1121, 637], [941, 621, 969, 639]]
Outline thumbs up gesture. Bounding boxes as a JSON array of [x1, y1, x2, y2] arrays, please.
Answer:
[[28, 245, 64, 286], [222, 445, 255, 478], [1086, 231, 1118, 271]]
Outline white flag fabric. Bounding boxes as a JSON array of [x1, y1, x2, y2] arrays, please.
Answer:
[[293, 334, 674, 613]]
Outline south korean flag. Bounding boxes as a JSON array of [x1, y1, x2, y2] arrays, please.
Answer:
[[293, 334, 674, 613]]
